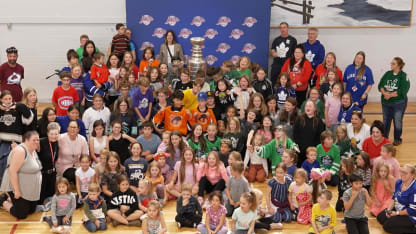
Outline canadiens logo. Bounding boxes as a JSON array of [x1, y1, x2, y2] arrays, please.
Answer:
[[241, 43, 256, 54], [203, 29, 218, 39], [138, 14, 154, 26], [216, 43, 231, 54], [152, 27, 167, 38], [178, 28, 192, 39], [229, 29, 244, 39], [165, 16, 180, 26], [242, 17, 257, 27], [190, 16, 205, 27], [231, 55, 241, 65], [0, 114, 16, 126], [216, 16, 231, 27], [140, 42, 154, 51], [57, 96, 74, 110], [205, 55, 218, 65]]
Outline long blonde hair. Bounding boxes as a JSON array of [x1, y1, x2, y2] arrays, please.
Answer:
[[370, 162, 391, 196], [247, 93, 268, 116], [22, 87, 38, 108], [225, 117, 241, 134]]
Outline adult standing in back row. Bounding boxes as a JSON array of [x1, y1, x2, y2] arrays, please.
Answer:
[[269, 22, 297, 87], [0, 47, 24, 102]]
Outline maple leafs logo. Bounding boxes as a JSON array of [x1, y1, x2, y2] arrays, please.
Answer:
[[277, 42, 289, 58], [278, 90, 288, 101], [305, 50, 315, 62]]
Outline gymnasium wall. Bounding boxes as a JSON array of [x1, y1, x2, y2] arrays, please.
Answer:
[[0, 0, 414, 102]]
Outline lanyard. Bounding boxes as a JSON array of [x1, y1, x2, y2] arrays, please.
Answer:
[[49, 142, 56, 164]]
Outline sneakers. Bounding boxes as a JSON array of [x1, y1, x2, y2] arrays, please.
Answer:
[[50, 226, 64, 234], [177, 222, 181, 229], [0, 193, 8, 208], [128, 220, 142, 227], [393, 139, 402, 146]]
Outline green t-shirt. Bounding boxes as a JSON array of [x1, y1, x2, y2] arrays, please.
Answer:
[[227, 68, 252, 86], [205, 136, 221, 154], [378, 70, 410, 104], [258, 138, 297, 176], [187, 139, 205, 159], [316, 144, 340, 175]]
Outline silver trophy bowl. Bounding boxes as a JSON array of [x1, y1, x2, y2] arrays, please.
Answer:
[[189, 37, 206, 79]]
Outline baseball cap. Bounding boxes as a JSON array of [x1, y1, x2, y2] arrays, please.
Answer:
[[197, 92, 208, 101], [154, 152, 168, 161], [206, 91, 215, 98]]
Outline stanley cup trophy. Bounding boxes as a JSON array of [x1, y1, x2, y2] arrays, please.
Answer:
[[189, 37, 206, 79]]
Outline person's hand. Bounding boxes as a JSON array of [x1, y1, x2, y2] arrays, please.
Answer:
[[120, 205, 130, 213], [326, 121, 331, 129], [268, 207, 274, 215], [185, 109, 191, 116], [290, 204, 295, 211], [62, 216, 69, 224], [234, 201, 240, 208], [247, 88, 253, 94], [297, 81, 302, 87], [325, 173, 331, 181], [94, 219, 101, 228], [182, 198, 189, 206], [361, 93, 367, 100], [11, 141, 17, 149], [149, 58, 154, 65], [391, 91, 398, 97], [14, 190, 21, 199], [270, 50, 278, 57], [81, 98, 85, 106], [292, 84, 297, 89], [226, 90, 231, 95], [229, 200, 235, 207], [351, 189, 359, 198], [354, 102, 359, 106], [247, 145, 254, 152], [53, 221, 58, 227]]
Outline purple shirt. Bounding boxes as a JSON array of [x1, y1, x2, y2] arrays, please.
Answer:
[[70, 78, 84, 101], [132, 86, 154, 118]]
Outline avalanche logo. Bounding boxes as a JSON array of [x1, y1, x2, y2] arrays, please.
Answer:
[[204, 29, 218, 39], [241, 43, 256, 54], [229, 29, 244, 39], [165, 15, 180, 26], [231, 55, 241, 65], [242, 17, 257, 27], [178, 28, 192, 39], [205, 55, 218, 65], [216, 16, 231, 27], [138, 14, 154, 26], [140, 42, 154, 51], [190, 16, 205, 27], [6, 72, 22, 85], [152, 27, 167, 38], [216, 43, 231, 54]]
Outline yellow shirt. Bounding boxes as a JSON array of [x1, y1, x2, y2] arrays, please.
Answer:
[[308, 204, 336, 234], [183, 89, 198, 110]]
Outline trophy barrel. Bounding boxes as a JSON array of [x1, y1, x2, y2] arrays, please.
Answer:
[[189, 37, 206, 79]]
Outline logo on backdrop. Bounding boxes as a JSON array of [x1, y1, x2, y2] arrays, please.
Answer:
[[242, 17, 257, 27], [216, 16, 232, 27], [229, 29, 244, 39], [241, 43, 256, 54], [165, 16, 180, 26], [231, 55, 241, 65], [204, 29, 218, 39], [191, 16, 206, 27], [138, 14, 154, 25], [205, 55, 218, 65], [140, 42, 154, 50], [216, 43, 231, 54], [152, 27, 167, 38], [178, 28, 193, 39]]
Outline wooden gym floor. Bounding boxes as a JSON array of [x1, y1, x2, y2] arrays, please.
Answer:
[[1, 102, 416, 234]]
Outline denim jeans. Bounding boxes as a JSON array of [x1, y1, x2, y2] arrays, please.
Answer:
[[382, 100, 406, 141], [84, 218, 107, 232]]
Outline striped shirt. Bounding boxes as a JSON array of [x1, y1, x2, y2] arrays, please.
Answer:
[[112, 34, 130, 57]]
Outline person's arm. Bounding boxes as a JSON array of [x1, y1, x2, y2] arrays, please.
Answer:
[[343, 189, 358, 211], [324, 105, 330, 128], [146, 102, 153, 121], [214, 213, 226, 234], [363, 188, 372, 207], [176, 197, 184, 216], [205, 212, 213, 233], [329, 146, 340, 176], [8, 147, 26, 199], [67, 194, 77, 218], [157, 213, 167, 234], [230, 219, 236, 232], [225, 187, 234, 206], [122, 133, 137, 144], [75, 174, 82, 200], [51, 196, 58, 226], [89, 138, 98, 163], [101, 176, 113, 197], [266, 183, 274, 214], [310, 206, 320, 234], [247, 218, 255, 234], [83, 200, 97, 222], [141, 217, 149, 234]]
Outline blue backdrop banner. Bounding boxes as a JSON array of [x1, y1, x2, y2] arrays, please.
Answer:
[[126, 0, 271, 68]]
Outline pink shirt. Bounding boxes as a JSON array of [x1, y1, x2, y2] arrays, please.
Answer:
[[174, 161, 198, 187], [325, 96, 341, 125], [197, 162, 229, 184], [372, 156, 400, 179], [56, 133, 89, 175], [206, 205, 227, 227]]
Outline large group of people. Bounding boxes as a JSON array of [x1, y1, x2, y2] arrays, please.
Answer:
[[0, 21, 413, 234]]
